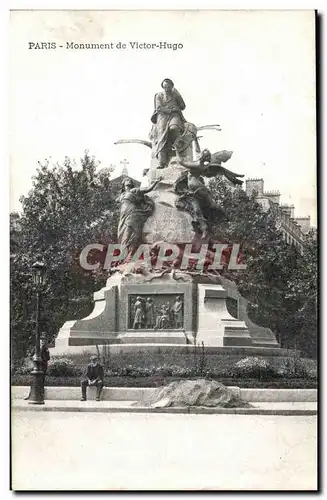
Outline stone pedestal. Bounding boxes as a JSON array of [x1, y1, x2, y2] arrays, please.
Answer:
[[52, 271, 197, 351], [55, 285, 119, 347], [196, 284, 252, 347], [117, 331, 187, 344], [215, 274, 280, 347], [52, 270, 264, 354]]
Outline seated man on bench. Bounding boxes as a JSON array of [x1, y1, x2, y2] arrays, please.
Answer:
[[81, 356, 104, 402]]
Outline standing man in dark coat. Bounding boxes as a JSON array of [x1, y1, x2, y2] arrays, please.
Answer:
[[24, 334, 50, 400], [80, 356, 104, 402], [40, 337, 50, 387]]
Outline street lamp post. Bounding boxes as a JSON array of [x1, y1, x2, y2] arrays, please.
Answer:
[[29, 260, 46, 405]]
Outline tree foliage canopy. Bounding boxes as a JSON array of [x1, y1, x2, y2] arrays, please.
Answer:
[[209, 177, 317, 356], [10, 152, 118, 364]]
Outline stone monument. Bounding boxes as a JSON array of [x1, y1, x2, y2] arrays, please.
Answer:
[[52, 78, 279, 354]]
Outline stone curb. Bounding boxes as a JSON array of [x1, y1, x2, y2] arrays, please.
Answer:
[[11, 386, 318, 402], [12, 401, 317, 416]]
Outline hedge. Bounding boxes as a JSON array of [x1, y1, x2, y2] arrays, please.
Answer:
[[13, 353, 317, 381]]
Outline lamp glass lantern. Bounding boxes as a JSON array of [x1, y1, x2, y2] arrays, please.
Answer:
[[32, 260, 46, 287]]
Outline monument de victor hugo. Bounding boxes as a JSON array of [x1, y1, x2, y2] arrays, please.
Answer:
[[52, 78, 279, 350]]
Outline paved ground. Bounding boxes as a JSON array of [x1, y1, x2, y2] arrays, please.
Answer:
[[11, 411, 317, 491]]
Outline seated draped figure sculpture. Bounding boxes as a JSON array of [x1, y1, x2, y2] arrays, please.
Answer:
[[149, 78, 190, 169]]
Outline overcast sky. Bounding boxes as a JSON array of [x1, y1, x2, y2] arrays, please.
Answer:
[[9, 9, 316, 224]]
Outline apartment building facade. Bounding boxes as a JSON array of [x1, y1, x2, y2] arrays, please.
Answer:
[[245, 178, 313, 253]]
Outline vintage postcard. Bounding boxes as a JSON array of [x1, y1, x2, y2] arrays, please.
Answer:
[[10, 9, 317, 491]]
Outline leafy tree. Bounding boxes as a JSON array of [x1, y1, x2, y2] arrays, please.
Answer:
[[10, 152, 119, 365], [284, 231, 317, 357], [208, 177, 317, 357]]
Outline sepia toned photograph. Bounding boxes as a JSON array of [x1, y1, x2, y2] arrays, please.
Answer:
[[10, 9, 317, 491]]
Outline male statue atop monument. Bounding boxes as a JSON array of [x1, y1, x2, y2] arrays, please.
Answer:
[[149, 78, 187, 169]]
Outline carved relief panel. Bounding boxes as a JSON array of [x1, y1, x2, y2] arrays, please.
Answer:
[[129, 294, 184, 330]]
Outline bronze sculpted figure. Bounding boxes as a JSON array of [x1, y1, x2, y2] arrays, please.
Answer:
[[171, 296, 183, 329], [149, 78, 187, 169], [117, 177, 161, 257], [129, 295, 184, 330], [132, 296, 144, 329], [145, 297, 155, 329], [177, 148, 244, 186], [174, 149, 244, 239], [115, 83, 245, 246], [114, 124, 220, 161], [158, 305, 170, 329]]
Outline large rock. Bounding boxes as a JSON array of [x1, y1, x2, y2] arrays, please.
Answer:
[[134, 379, 251, 408]]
